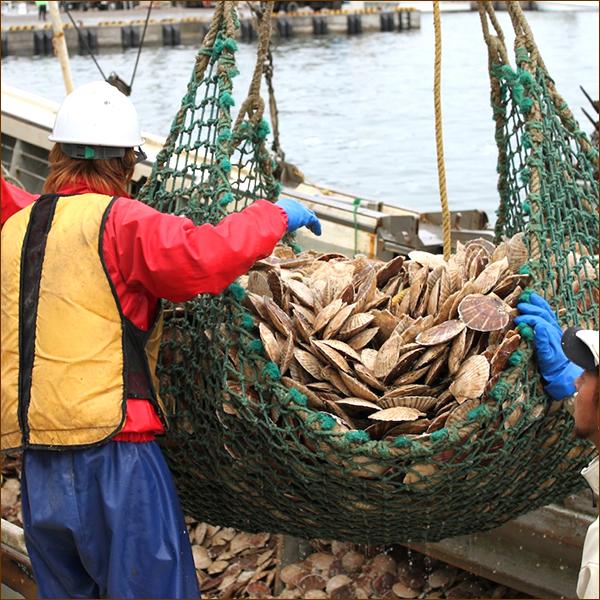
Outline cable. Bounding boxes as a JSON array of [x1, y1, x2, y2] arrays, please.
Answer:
[[129, 1, 153, 90]]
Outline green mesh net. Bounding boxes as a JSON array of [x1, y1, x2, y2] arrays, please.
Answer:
[[138, 1, 598, 544]]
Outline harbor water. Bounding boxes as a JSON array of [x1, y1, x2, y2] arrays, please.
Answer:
[[2, 9, 598, 221]]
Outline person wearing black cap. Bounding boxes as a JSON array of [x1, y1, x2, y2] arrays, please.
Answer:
[[515, 292, 598, 599]]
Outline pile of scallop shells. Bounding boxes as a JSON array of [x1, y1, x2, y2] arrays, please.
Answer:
[[240, 234, 531, 444]]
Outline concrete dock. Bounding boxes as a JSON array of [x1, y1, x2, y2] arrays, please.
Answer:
[[0, 4, 420, 57]]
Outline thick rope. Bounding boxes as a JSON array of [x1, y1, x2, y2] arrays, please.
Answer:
[[433, 0, 451, 261], [234, 0, 273, 129]]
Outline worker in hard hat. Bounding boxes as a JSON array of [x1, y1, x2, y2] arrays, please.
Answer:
[[0, 80, 321, 599], [515, 292, 598, 599]]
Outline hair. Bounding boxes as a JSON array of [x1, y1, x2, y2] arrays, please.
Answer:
[[43, 144, 136, 197]]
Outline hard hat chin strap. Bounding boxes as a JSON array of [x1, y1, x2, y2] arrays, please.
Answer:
[[62, 144, 147, 164]]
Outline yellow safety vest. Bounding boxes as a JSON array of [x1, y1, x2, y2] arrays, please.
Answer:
[[1, 193, 166, 452]]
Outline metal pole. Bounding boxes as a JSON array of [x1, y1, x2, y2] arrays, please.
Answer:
[[48, 1, 74, 94]]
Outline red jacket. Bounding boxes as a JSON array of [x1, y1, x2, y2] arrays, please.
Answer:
[[1, 179, 287, 442]]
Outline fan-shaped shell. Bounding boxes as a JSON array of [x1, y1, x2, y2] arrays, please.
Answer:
[[392, 364, 430, 386], [336, 398, 381, 415], [458, 293, 511, 332], [423, 350, 449, 386], [294, 348, 323, 380], [379, 395, 438, 412], [264, 297, 293, 335], [385, 346, 427, 384], [373, 333, 403, 379], [507, 232, 528, 272], [408, 251, 447, 270], [471, 257, 509, 294], [313, 299, 345, 333], [259, 322, 280, 363], [338, 370, 379, 402], [369, 406, 425, 422], [287, 279, 315, 308], [381, 384, 433, 400], [449, 355, 490, 402], [279, 335, 295, 376], [360, 348, 378, 372], [248, 270, 272, 297], [376, 255, 405, 287], [323, 302, 356, 339], [347, 327, 379, 350], [311, 340, 351, 373], [490, 332, 522, 375], [445, 397, 481, 428], [318, 339, 362, 362], [320, 366, 351, 396], [448, 327, 467, 375], [339, 313, 375, 339], [415, 319, 466, 346], [354, 363, 386, 391]]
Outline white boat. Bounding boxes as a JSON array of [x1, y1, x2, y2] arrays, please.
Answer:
[[535, 0, 599, 11]]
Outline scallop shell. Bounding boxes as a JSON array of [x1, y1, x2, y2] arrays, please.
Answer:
[[291, 302, 315, 326], [279, 335, 295, 376], [360, 348, 378, 372], [281, 377, 325, 411], [288, 278, 315, 308], [427, 278, 441, 316], [471, 257, 508, 294], [412, 344, 447, 369], [392, 364, 430, 386], [339, 312, 375, 339], [311, 340, 351, 373], [248, 270, 272, 297], [408, 251, 447, 270], [490, 332, 521, 375], [373, 333, 403, 379], [354, 270, 377, 313], [354, 363, 386, 392], [384, 346, 427, 384], [445, 397, 481, 428], [493, 274, 529, 298], [423, 350, 449, 386], [321, 366, 352, 396], [338, 370, 379, 402], [263, 297, 293, 335], [379, 395, 438, 412], [458, 293, 511, 332], [381, 384, 433, 400], [369, 406, 425, 422], [347, 327, 379, 351], [323, 302, 356, 339], [267, 269, 286, 309], [376, 255, 405, 287], [398, 315, 434, 345], [449, 355, 490, 402], [336, 398, 381, 415], [408, 266, 429, 314], [259, 322, 280, 363], [313, 298, 345, 334], [245, 292, 268, 320], [507, 232, 528, 272], [318, 339, 362, 362], [294, 348, 324, 380], [293, 312, 313, 342], [415, 319, 466, 346], [447, 327, 467, 375]]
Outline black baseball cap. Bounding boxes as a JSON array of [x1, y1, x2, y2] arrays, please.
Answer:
[[561, 327, 599, 372]]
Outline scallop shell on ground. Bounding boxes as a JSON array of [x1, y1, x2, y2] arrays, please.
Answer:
[[415, 319, 466, 346], [458, 293, 511, 332]]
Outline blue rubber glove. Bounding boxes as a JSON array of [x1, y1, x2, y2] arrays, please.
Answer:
[[275, 198, 322, 236], [514, 293, 583, 399]]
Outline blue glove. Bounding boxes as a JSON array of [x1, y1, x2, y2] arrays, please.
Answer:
[[514, 293, 582, 399], [275, 198, 322, 236]]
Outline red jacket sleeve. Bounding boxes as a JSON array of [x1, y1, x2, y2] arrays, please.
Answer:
[[1, 178, 37, 226], [106, 198, 288, 302]]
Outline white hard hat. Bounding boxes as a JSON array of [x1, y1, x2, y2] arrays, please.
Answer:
[[49, 80, 144, 148]]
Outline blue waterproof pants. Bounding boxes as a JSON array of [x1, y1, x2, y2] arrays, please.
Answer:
[[21, 441, 200, 599]]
